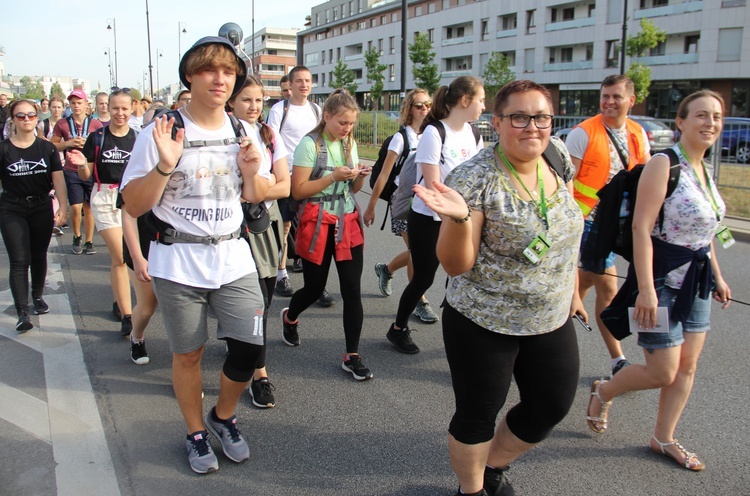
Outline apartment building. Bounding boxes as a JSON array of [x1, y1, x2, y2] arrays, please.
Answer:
[[242, 27, 300, 103], [298, 0, 750, 117]]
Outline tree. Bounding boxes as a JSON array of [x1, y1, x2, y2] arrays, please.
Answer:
[[409, 32, 440, 95], [49, 82, 64, 99], [20, 76, 46, 101], [364, 48, 387, 110], [625, 19, 666, 103], [481, 52, 516, 103], [331, 59, 358, 95]]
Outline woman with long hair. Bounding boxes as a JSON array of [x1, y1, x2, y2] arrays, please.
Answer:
[[228, 75, 290, 407], [386, 76, 484, 354], [364, 89, 438, 322], [586, 90, 732, 472], [0, 99, 68, 331], [281, 89, 373, 380]]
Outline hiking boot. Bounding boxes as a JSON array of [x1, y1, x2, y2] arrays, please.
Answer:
[[280, 308, 300, 346], [249, 378, 276, 409], [611, 359, 631, 378], [374, 263, 393, 296], [32, 297, 49, 315], [16, 310, 33, 333], [342, 354, 373, 381], [72, 235, 83, 255], [414, 299, 439, 323], [112, 301, 122, 322], [484, 465, 515, 496], [120, 315, 133, 336], [185, 430, 219, 474], [275, 276, 294, 297], [292, 258, 303, 272], [84, 241, 97, 255], [204, 407, 250, 463], [130, 338, 150, 365], [317, 287, 335, 307], [386, 324, 420, 354]]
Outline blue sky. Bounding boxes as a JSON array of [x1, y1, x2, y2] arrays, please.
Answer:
[[0, 0, 313, 92]]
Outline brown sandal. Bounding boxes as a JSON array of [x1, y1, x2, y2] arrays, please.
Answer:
[[650, 436, 706, 471], [586, 379, 611, 434]]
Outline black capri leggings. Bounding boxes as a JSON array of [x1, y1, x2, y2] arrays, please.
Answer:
[[443, 303, 580, 445], [287, 225, 364, 353], [395, 209, 441, 328], [255, 276, 276, 369], [0, 196, 54, 312]]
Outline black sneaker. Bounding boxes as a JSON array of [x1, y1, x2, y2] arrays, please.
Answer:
[[72, 235, 83, 255], [484, 465, 515, 496], [32, 297, 50, 315], [317, 287, 335, 308], [611, 359, 631, 378], [84, 241, 97, 255], [249, 378, 276, 408], [292, 258, 303, 273], [112, 301, 122, 322], [130, 338, 150, 365], [16, 310, 33, 333], [275, 276, 294, 297], [342, 354, 373, 381], [120, 315, 133, 336], [280, 308, 300, 346], [386, 324, 420, 354]]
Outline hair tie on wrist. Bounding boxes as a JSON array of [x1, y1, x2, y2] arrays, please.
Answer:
[[451, 210, 471, 223], [154, 164, 172, 177]]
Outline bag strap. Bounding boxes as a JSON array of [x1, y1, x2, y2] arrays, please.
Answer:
[[92, 127, 106, 191], [657, 147, 682, 231], [542, 142, 566, 181], [604, 125, 630, 170]]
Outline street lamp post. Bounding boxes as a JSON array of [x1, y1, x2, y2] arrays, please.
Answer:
[[106, 18, 118, 86], [156, 50, 163, 99], [146, 0, 154, 97], [178, 22, 187, 88], [104, 47, 113, 88]]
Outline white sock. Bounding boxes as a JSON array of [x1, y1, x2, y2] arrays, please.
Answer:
[[277, 269, 288, 281], [612, 356, 626, 368]]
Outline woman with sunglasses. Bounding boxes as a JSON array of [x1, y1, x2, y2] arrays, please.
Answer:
[[386, 76, 484, 354], [364, 89, 438, 321], [413, 80, 584, 496], [0, 100, 68, 332]]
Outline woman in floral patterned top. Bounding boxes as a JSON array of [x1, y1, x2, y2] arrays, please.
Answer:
[[586, 90, 732, 472], [414, 80, 586, 496]]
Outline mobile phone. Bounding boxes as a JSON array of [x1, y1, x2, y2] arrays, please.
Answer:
[[572, 313, 592, 332]]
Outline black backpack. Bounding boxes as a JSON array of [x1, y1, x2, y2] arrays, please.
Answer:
[[369, 127, 411, 199], [580, 148, 681, 271]]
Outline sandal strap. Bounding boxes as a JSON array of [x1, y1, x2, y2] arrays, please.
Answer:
[[652, 437, 702, 469]]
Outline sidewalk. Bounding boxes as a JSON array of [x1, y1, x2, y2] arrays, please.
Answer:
[[724, 216, 750, 243]]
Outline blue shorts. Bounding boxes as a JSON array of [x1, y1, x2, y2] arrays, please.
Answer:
[[637, 286, 711, 350], [579, 219, 615, 271], [64, 169, 93, 206]]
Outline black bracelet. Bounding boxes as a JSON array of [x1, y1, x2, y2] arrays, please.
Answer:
[[154, 164, 172, 177], [451, 210, 471, 223]]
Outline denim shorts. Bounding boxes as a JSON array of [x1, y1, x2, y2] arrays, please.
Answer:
[[64, 169, 93, 205], [637, 286, 711, 350], [579, 219, 616, 271]]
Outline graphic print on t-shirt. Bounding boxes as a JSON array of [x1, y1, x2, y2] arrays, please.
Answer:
[[161, 148, 242, 210], [5, 157, 48, 176]]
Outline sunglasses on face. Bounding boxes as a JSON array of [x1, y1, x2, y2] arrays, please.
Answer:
[[413, 101, 432, 110], [110, 86, 131, 94], [14, 112, 38, 121]]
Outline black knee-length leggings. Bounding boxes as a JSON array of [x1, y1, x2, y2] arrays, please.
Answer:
[[0, 196, 54, 312], [443, 303, 580, 445], [287, 225, 364, 353]]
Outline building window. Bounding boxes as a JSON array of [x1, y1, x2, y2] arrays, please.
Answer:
[[443, 0, 450, 9], [337, 47, 341, 61], [549, 48, 556, 64], [526, 10, 536, 34], [381, 15, 386, 24], [354, 69, 363, 79], [684, 34, 699, 54], [718, 28, 742, 61], [333, 7, 338, 20], [392, 12, 398, 22], [389, 64, 395, 82], [428, 3, 436, 14], [524, 48, 535, 72], [586, 45, 593, 61], [322, 73, 326, 87], [501, 14, 517, 30], [358, 21, 366, 29], [457, 26, 465, 37], [606, 40, 620, 67], [316, 13, 320, 26], [389, 36, 395, 54], [502, 51, 516, 65], [321, 51, 326, 64], [649, 41, 666, 56], [416, 5, 423, 16], [563, 7, 575, 20], [428, 28, 435, 43], [329, 49, 333, 62], [481, 19, 489, 40], [589, 4, 596, 17], [378, 39, 383, 55], [370, 18, 376, 27]]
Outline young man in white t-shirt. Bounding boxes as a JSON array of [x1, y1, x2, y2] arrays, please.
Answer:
[[121, 36, 268, 475], [267, 66, 334, 306]]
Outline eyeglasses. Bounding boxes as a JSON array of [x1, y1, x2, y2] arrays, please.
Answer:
[[178, 98, 191, 103], [500, 114, 553, 129], [110, 86, 131, 94], [413, 101, 432, 110], [14, 112, 38, 121]]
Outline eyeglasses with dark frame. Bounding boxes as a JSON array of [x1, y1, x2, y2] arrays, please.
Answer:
[[412, 101, 432, 110], [500, 114, 554, 129], [14, 112, 38, 121]]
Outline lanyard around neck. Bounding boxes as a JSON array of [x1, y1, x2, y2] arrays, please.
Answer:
[[497, 145, 548, 228], [678, 143, 720, 221]]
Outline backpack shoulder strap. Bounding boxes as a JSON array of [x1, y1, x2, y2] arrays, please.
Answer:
[[228, 113, 247, 138], [661, 147, 681, 198], [166, 109, 185, 141], [471, 124, 481, 145], [92, 127, 106, 189], [43, 118, 50, 137], [542, 142, 567, 181], [311, 102, 321, 121], [426, 121, 447, 165], [279, 98, 290, 132]]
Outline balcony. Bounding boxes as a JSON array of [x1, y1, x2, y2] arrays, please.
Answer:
[[639, 52, 699, 65], [442, 36, 474, 47], [441, 70, 472, 78], [635, 1, 703, 19], [545, 17, 595, 32], [544, 60, 594, 71], [345, 53, 364, 62], [496, 29, 517, 39]]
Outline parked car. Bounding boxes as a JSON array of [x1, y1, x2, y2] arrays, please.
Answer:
[[721, 117, 750, 164], [629, 116, 676, 153]]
